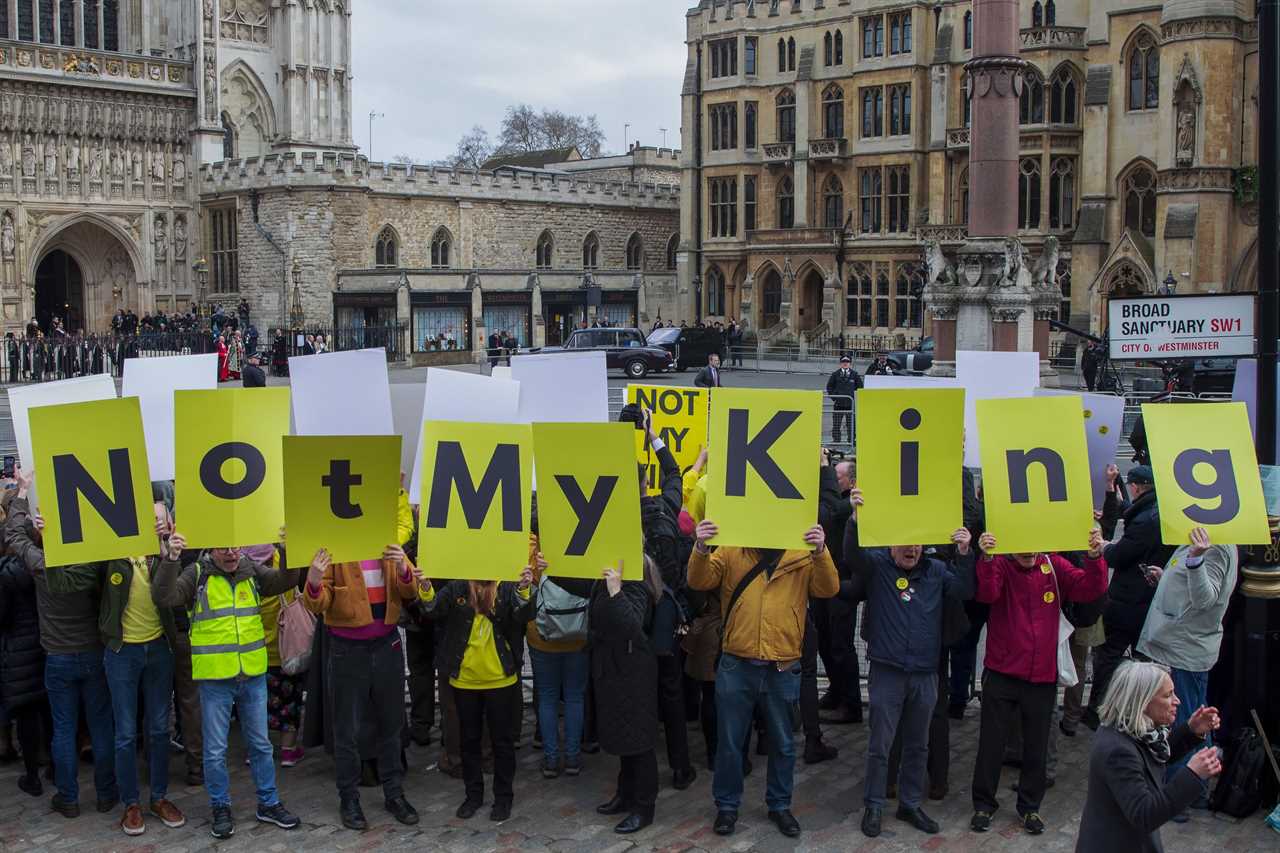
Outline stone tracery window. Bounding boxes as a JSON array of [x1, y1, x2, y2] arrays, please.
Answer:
[[1049, 157, 1075, 230], [1050, 66, 1079, 125], [1018, 157, 1042, 230], [707, 266, 726, 316], [778, 176, 795, 229], [823, 85, 844, 139], [1128, 31, 1159, 111], [222, 0, 270, 44], [1020, 69, 1045, 125], [776, 89, 796, 143], [582, 232, 600, 269], [823, 175, 844, 229], [626, 233, 644, 271], [666, 234, 679, 270], [1122, 163, 1157, 237], [375, 226, 398, 268], [430, 228, 451, 268], [1107, 262, 1147, 297], [536, 230, 554, 270]]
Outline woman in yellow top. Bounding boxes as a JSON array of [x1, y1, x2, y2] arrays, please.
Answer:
[[422, 567, 535, 823]]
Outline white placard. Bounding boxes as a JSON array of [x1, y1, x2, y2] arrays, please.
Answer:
[[389, 383, 427, 483], [408, 368, 522, 503], [510, 351, 609, 424], [1231, 358, 1280, 459], [491, 366, 512, 382], [1035, 389, 1125, 509], [1107, 294, 1256, 360], [863, 375, 962, 391], [957, 350, 1041, 467], [288, 349, 394, 436], [121, 354, 218, 481], [8, 374, 118, 508]]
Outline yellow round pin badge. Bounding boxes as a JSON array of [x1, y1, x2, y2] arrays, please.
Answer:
[[1043, 591, 1056, 604], [1041, 563, 1052, 575], [895, 577, 909, 591], [109, 572, 124, 586]]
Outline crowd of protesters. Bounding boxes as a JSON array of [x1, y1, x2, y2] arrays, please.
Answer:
[[0, 397, 1255, 847]]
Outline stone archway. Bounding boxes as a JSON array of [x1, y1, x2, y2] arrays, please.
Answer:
[[27, 216, 143, 333], [34, 250, 84, 333], [760, 268, 783, 329], [797, 269, 824, 331]]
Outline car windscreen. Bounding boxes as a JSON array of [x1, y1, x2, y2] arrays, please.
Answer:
[[648, 328, 680, 344], [619, 331, 646, 347]]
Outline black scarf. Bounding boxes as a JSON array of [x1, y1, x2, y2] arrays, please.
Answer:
[[1135, 725, 1172, 764]]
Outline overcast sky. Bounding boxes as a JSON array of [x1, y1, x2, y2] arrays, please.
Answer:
[[350, 0, 688, 163]]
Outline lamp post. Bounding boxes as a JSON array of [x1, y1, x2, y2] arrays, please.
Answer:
[[290, 263, 304, 329], [192, 257, 209, 311], [368, 111, 385, 161]]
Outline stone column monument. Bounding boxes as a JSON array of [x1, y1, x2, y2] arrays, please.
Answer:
[[925, 0, 1058, 377]]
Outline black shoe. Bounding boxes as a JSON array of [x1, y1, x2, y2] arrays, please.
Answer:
[[256, 802, 300, 829], [896, 805, 940, 834], [50, 794, 80, 819], [928, 783, 949, 801], [96, 795, 118, 813], [713, 809, 737, 835], [385, 795, 419, 826], [581, 741, 600, 754], [1022, 811, 1046, 835], [803, 737, 839, 764], [596, 793, 627, 815], [970, 810, 993, 832], [17, 773, 42, 797], [541, 758, 560, 779], [409, 729, 432, 748], [817, 690, 842, 711], [1081, 709, 1101, 731], [340, 797, 368, 831], [211, 804, 235, 839], [614, 810, 653, 834], [455, 798, 481, 819], [672, 767, 696, 790], [861, 806, 882, 837], [768, 809, 801, 838], [820, 704, 863, 725], [1059, 719, 1077, 738], [489, 800, 511, 822]]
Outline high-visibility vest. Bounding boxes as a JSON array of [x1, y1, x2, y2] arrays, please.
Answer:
[[189, 570, 268, 681]]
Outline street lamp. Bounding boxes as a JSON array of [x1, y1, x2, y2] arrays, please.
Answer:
[[368, 110, 385, 161], [192, 257, 209, 311], [1162, 271, 1177, 295], [290, 263, 304, 329]]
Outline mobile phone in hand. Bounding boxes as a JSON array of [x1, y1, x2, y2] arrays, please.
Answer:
[[2, 456, 14, 479]]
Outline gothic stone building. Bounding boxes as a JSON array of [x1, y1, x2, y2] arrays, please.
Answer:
[[0, 0, 354, 334], [678, 0, 1259, 345]]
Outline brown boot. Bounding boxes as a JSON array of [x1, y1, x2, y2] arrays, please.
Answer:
[[150, 799, 186, 829], [121, 804, 145, 836]]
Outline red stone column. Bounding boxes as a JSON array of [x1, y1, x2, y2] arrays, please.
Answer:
[[992, 313, 1021, 351], [967, 0, 1023, 238]]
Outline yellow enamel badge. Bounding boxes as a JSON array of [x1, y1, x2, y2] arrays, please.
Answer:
[[1043, 591, 1056, 604], [1041, 563, 1052, 575], [109, 572, 124, 586], [895, 577, 909, 591]]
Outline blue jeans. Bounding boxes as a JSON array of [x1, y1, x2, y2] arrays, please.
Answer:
[[712, 653, 800, 812], [1167, 668, 1209, 787], [103, 638, 174, 805], [528, 647, 589, 763], [44, 651, 117, 804], [199, 675, 278, 808]]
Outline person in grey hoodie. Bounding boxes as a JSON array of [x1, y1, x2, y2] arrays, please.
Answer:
[[1135, 527, 1237, 800]]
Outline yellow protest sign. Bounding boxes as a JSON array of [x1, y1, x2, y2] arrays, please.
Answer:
[[29, 397, 154, 567], [174, 387, 290, 548], [705, 388, 821, 550], [1141, 402, 1270, 545], [419, 421, 532, 581], [626, 385, 708, 496], [977, 396, 1095, 554], [282, 436, 402, 568], [533, 423, 644, 580], [855, 388, 965, 546]]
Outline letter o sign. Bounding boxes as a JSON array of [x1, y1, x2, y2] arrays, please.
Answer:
[[199, 442, 267, 500]]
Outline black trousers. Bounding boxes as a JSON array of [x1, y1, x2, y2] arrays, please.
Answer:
[[616, 750, 658, 812], [887, 663, 950, 792], [831, 407, 852, 444], [1087, 612, 1144, 714], [696, 680, 718, 764], [800, 611, 821, 739], [972, 669, 1057, 815], [455, 683, 518, 805], [13, 701, 51, 778], [329, 631, 407, 801], [656, 653, 693, 774], [405, 627, 435, 742]]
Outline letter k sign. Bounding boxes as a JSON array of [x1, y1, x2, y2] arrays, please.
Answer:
[[725, 409, 803, 499]]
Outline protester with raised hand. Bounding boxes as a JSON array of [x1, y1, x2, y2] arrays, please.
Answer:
[[1075, 660, 1222, 852], [969, 528, 1108, 836], [686, 517, 838, 839], [421, 567, 535, 823], [303, 542, 423, 830], [843, 487, 974, 839]]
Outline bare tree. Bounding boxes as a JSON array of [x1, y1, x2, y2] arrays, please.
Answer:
[[498, 105, 542, 154], [448, 125, 493, 169], [492, 106, 607, 158], [391, 153, 414, 164]]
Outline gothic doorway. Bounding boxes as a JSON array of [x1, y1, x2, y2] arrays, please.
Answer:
[[760, 268, 783, 329], [797, 270, 824, 331], [35, 250, 85, 334]]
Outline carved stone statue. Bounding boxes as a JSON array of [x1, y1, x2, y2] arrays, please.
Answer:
[[204, 0, 215, 38], [154, 214, 167, 261], [66, 139, 80, 178], [998, 237, 1023, 287], [1031, 235, 1060, 289], [0, 140, 11, 177], [204, 54, 218, 123], [172, 150, 187, 182], [174, 215, 187, 259], [1, 212, 14, 260], [110, 145, 123, 179], [89, 140, 103, 180], [924, 239, 958, 288], [131, 148, 143, 182], [151, 149, 165, 181], [21, 134, 35, 177], [1176, 108, 1195, 167], [43, 140, 57, 179]]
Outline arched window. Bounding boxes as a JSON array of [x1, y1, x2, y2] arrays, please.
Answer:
[[707, 267, 726, 316], [1049, 157, 1075, 230], [1056, 258, 1072, 323], [1122, 163, 1157, 238], [1107, 262, 1147, 297], [895, 264, 924, 329], [430, 228, 452, 268], [1020, 70, 1045, 124], [1018, 157, 1042, 230], [375, 226, 398, 268], [964, 11, 973, 49], [824, 31, 833, 66], [778, 176, 795, 229], [834, 30, 844, 64], [582, 232, 600, 269], [666, 234, 679, 270], [762, 269, 782, 327], [221, 113, 236, 160], [1050, 66, 1078, 124], [1128, 31, 1159, 111], [955, 166, 970, 225], [536, 230, 554, 269], [625, 233, 644, 271], [787, 37, 796, 71], [823, 85, 844, 139], [776, 89, 796, 143], [777, 37, 787, 73], [823, 175, 844, 229], [962, 73, 971, 127], [1046, 0, 1056, 26], [1032, 1, 1043, 27]]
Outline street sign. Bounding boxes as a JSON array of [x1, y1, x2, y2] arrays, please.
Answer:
[[1107, 293, 1256, 361]]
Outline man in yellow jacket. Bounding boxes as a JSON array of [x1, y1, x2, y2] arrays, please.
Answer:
[[687, 518, 838, 840]]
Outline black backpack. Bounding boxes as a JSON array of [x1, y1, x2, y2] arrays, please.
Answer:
[[640, 498, 684, 589], [1210, 727, 1267, 818]]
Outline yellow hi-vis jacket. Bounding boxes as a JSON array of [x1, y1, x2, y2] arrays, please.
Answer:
[[190, 570, 268, 680]]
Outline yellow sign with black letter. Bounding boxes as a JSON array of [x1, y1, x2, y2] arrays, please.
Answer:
[[626, 384, 708, 496]]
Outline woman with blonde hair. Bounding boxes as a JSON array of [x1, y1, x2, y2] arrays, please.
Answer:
[[1075, 660, 1222, 852]]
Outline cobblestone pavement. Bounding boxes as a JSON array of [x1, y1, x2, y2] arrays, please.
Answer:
[[0, 691, 1274, 853]]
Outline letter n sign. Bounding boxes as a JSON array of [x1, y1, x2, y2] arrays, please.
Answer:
[[28, 397, 155, 567], [706, 389, 821, 550]]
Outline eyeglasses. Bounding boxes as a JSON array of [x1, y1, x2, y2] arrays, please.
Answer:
[[212, 547, 242, 555]]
